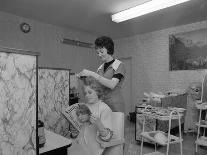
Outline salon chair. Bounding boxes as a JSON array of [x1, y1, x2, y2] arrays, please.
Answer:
[[101, 112, 125, 155], [64, 105, 125, 155]]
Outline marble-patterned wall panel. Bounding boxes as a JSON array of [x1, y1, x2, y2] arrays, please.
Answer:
[[0, 52, 36, 155], [38, 69, 70, 138]]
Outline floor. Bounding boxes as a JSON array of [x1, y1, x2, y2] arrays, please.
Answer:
[[124, 118, 207, 155]]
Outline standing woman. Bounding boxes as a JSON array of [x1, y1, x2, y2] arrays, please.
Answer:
[[77, 36, 126, 112]]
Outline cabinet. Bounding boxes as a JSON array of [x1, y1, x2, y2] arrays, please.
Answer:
[[195, 103, 207, 153], [140, 105, 184, 155], [69, 96, 79, 105]]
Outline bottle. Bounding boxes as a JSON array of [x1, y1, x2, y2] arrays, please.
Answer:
[[38, 120, 46, 148]]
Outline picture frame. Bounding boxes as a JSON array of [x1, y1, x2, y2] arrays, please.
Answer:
[[169, 29, 207, 70]]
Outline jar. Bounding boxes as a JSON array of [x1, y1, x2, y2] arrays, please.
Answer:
[[38, 120, 46, 148]]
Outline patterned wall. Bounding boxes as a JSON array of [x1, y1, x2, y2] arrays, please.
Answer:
[[0, 50, 37, 155], [38, 68, 70, 138]]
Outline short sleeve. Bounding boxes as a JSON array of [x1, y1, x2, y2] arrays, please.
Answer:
[[115, 63, 126, 78], [112, 73, 123, 81]]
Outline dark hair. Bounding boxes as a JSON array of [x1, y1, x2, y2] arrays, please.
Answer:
[[81, 76, 104, 99], [76, 104, 91, 116], [95, 36, 114, 55]]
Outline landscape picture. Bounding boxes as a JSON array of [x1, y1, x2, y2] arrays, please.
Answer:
[[169, 29, 207, 70]]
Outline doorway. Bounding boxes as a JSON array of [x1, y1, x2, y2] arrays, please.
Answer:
[[120, 57, 133, 115]]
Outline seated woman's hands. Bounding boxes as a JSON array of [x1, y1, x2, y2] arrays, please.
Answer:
[[90, 115, 104, 131], [90, 115, 112, 142]]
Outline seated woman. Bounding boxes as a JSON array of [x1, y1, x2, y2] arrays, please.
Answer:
[[68, 77, 113, 155]]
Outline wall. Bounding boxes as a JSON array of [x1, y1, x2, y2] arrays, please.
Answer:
[[115, 20, 207, 109], [0, 11, 100, 73], [1, 11, 207, 115]]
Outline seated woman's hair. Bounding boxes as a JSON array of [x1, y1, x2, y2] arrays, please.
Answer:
[[76, 104, 91, 116], [81, 76, 105, 99]]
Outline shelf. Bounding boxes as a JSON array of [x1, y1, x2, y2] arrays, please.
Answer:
[[195, 136, 207, 146], [195, 121, 207, 128], [196, 103, 207, 153], [142, 112, 183, 120], [196, 105, 207, 110], [144, 152, 164, 155], [141, 131, 182, 146], [195, 102, 207, 110]]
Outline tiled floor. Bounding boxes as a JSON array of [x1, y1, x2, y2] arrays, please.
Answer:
[[124, 118, 207, 155]]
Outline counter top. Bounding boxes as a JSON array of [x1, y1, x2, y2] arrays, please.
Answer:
[[39, 129, 72, 154]]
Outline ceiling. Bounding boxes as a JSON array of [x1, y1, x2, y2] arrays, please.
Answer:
[[0, 0, 207, 39]]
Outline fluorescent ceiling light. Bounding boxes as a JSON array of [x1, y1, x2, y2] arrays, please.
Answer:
[[112, 0, 191, 23]]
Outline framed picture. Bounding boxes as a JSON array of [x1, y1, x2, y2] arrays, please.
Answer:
[[169, 29, 207, 70]]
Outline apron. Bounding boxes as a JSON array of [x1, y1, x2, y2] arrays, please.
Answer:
[[97, 59, 126, 112]]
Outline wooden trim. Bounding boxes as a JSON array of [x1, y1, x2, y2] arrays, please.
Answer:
[[38, 67, 71, 71], [36, 56, 39, 155], [0, 46, 40, 56]]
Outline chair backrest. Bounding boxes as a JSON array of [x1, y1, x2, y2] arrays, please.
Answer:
[[102, 112, 125, 155], [201, 74, 207, 103], [111, 112, 125, 139]]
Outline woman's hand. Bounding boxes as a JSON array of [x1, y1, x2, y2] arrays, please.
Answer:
[[76, 69, 96, 78], [90, 115, 111, 139], [90, 115, 104, 131], [77, 69, 119, 90]]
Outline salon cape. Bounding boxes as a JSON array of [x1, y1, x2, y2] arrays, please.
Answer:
[[68, 101, 112, 155]]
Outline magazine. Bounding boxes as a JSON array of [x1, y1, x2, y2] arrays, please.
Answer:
[[61, 103, 82, 132]]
